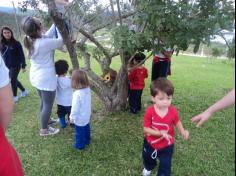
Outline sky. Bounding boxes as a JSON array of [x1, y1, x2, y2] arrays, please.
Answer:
[[0, 0, 23, 7]]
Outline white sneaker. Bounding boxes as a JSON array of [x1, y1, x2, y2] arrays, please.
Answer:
[[40, 127, 60, 136], [13, 96, 19, 103], [142, 168, 151, 176], [21, 90, 27, 97]]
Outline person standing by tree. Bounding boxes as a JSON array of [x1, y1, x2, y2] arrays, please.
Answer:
[[128, 52, 148, 114], [152, 46, 174, 81], [0, 26, 27, 103], [0, 55, 24, 176], [21, 16, 63, 136]]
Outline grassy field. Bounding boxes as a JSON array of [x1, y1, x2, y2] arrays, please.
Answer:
[[6, 53, 235, 176]]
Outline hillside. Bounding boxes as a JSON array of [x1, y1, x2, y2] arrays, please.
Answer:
[[0, 12, 24, 39]]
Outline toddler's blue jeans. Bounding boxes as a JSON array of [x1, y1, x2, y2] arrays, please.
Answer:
[[142, 139, 174, 176], [75, 123, 91, 150]]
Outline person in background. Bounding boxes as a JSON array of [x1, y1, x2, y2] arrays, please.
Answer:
[[192, 88, 235, 127], [128, 52, 148, 114], [21, 16, 63, 136], [0, 55, 24, 176], [0, 26, 27, 102], [55, 59, 73, 128], [70, 70, 91, 150], [152, 46, 174, 81]]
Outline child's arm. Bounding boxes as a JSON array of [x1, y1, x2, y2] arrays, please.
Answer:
[[175, 121, 189, 140], [144, 127, 171, 140], [69, 92, 80, 123]]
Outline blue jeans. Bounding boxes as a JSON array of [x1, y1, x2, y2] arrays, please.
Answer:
[[128, 89, 143, 114], [142, 139, 174, 176], [75, 123, 91, 150]]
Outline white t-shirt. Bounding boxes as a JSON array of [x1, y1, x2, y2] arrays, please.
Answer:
[[29, 24, 63, 91], [56, 76, 73, 106], [0, 55, 10, 88], [155, 47, 174, 58], [70, 88, 91, 126]]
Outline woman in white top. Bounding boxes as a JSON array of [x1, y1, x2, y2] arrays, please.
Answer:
[[21, 16, 63, 136]]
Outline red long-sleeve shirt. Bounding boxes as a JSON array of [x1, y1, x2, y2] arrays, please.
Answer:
[[128, 66, 148, 90], [0, 127, 24, 176]]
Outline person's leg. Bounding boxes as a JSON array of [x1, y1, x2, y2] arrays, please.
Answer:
[[84, 123, 91, 145], [9, 67, 20, 99], [17, 80, 25, 92], [157, 145, 174, 176], [142, 139, 157, 173], [57, 105, 67, 128], [152, 62, 160, 81], [137, 90, 143, 112], [37, 90, 43, 112], [159, 61, 169, 78], [39, 90, 56, 129], [74, 125, 86, 150], [129, 90, 139, 114]]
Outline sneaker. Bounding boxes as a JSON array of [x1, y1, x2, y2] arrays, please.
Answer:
[[142, 168, 151, 176], [21, 90, 27, 97], [48, 118, 59, 125], [40, 127, 60, 136], [13, 96, 19, 103]]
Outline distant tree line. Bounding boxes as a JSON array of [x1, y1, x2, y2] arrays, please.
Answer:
[[0, 12, 24, 40]]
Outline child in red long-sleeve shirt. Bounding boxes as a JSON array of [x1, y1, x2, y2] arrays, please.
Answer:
[[128, 52, 148, 114]]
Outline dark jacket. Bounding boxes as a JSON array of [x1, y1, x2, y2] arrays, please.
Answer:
[[0, 41, 26, 69]]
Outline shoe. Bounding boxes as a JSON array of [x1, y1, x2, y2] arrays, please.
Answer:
[[21, 90, 27, 97], [142, 168, 151, 176], [40, 127, 60, 136], [72, 144, 85, 150], [13, 96, 19, 103], [48, 118, 59, 125]]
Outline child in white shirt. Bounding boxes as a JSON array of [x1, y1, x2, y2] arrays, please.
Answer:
[[55, 60, 73, 128], [70, 70, 91, 150]]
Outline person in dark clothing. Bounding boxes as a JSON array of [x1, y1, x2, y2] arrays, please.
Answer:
[[0, 26, 27, 102]]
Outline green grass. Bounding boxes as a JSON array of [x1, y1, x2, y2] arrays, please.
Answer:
[[7, 54, 235, 176]]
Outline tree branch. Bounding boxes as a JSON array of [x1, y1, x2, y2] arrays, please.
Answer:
[[91, 11, 136, 33], [46, 0, 79, 69], [116, 0, 123, 26]]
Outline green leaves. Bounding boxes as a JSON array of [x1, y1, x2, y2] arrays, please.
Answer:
[[131, 0, 235, 53]]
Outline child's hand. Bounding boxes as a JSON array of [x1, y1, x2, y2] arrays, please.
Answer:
[[182, 130, 189, 140], [160, 130, 171, 141]]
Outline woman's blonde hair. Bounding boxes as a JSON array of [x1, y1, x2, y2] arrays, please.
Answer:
[[71, 70, 89, 90]]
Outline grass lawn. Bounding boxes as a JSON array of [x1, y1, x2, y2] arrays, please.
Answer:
[[6, 54, 235, 176]]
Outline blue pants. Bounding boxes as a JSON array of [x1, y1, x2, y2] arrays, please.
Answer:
[[57, 105, 71, 120], [128, 89, 143, 114], [75, 124, 91, 150], [142, 139, 174, 176], [151, 61, 170, 81]]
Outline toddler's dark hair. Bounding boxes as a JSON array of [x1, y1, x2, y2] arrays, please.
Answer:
[[150, 78, 174, 97], [133, 52, 146, 63], [55, 60, 69, 76]]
